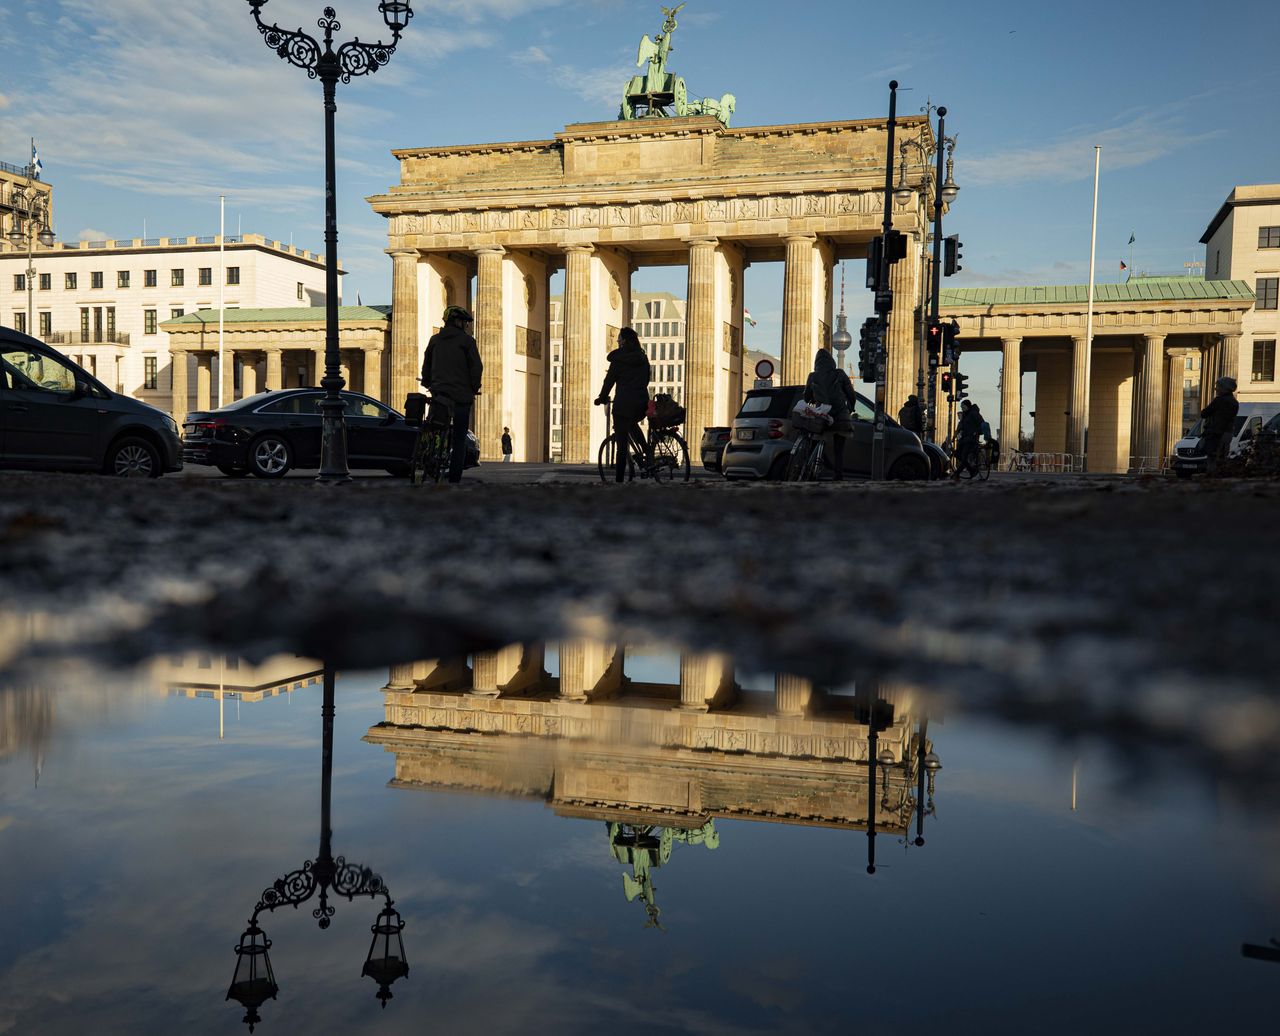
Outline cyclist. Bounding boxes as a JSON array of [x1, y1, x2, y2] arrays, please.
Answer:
[[803, 348, 856, 480], [1199, 376, 1239, 476], [420, 305, 483, 484], [595, 327, 651, 483], [955, 399, 983, 478]]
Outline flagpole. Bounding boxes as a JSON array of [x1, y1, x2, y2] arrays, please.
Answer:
[[1083, 147, 1101, 471], [218, 195, 226, 407]]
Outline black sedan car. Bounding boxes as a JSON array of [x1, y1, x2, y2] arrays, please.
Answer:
[[183, 388, 479, 478]]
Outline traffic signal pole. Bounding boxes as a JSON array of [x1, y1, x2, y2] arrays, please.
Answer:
[[871, 81, 899, 482], [926, 107, 947, 444]]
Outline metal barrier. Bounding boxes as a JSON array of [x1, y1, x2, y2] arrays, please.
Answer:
[[1007, 451, 1082, 473], [1129, 455, 1170, 475]]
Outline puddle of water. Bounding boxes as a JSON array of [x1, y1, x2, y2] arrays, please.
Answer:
[[1, 642, 1277, 1034]]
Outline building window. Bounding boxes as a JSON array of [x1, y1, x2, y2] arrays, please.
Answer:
[[1259, 226, 1280, 249], [1214, 250, 1221, 277], [65, 272, 77, 290], [39, 312, 51, 337], [144, 269, 157, 287], [13, 274, 24, 291], [171, 269, 185, 287], [144, 309, 157, 335], [144, 356, 158, 390], [80, 308, 89, 339], [1257, 277, 1278, 310], [1184, 354, 1194, 371], [227, 267, 240, 285], [91, 271, 103, 289], [297, 281, 304, 300], [198, 267, 212, 286], [39, 273, 50, 291], [1253, 340, 1276, 382], [13, 312, 25, 333], [117, 271, 129, 288], [170, 307, 184, 319]]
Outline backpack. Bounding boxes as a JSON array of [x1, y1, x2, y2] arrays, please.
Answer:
[[651, 392, 685, 428]]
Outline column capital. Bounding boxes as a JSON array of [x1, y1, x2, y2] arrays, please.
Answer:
[[386, 247, 419, 259], [784, 232, 818, 245], [1000, 335, 1023, 347], [686, 236, 719, 249], [474, 245, 506, 257], [1219, 332, 1241, 343], [1143, 332, 1167, 345], [563, 243, 595, 255], [1166, 345, 1191, 358]]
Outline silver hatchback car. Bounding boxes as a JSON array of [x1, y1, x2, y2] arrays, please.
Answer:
[[720, 386, 932, 481]]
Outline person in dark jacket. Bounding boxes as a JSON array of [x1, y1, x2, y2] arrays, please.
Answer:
[[501, 427, 513, 463], [955, 399, 983, 478], [1200, 376, 1239, 476], [803, 348, 857, 480], [595, 327, 651, 482], [421, 306, 483, 483], [897, 394, 925, 436]]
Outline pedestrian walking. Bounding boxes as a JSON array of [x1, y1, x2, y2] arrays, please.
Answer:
[[420, 305, 483, 484], [501, 427, 513, 463], [1200, 376, 1239, 476], [955, 399, 982, 478], [595, 327, 651, 482], [804, 348, 857, 480], [897, 394, 925, 436]]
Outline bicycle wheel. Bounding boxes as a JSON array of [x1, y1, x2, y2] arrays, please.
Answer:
[[784, 436, 811, 482], [428, 429, 451, 484], [410, 427, 430, 486], [802, 441, 824, 482], [956, 446, 977, 480], [651, 431, 690, 483], [598, 437, 636, 482], [978, 445, 992, 481]]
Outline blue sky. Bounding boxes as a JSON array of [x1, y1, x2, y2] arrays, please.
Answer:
[[2, 0, 1277, 415]]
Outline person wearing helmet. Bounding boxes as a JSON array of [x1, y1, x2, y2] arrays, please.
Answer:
[[421, 305, 483, 483], [1199, 375, 1239, 476]]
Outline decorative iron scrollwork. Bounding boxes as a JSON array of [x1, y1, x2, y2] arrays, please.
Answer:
[[246, 0, 406, 84]]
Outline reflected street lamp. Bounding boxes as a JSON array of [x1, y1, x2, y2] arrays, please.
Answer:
[[245, 1, 413, 483], [226, 666, 408, 1031]]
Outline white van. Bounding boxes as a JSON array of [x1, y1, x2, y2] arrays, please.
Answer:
[[1171, 401, 1280, 477]]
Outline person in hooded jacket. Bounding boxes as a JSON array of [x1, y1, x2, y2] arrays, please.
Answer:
[[803, 348, 857, 480], [1200, 376, 1239, 476], [421, 305, 483, 483], [897, 394, 925, 436], [595, 327, 652, 482]]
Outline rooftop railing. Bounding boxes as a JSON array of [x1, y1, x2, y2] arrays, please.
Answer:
[[34, 232, 328, 264]]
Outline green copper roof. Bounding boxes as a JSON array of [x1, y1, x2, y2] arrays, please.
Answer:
[[162, 305, 391, 326], [939, 279, 1254, 307]]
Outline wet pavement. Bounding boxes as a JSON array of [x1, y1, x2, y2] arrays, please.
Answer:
[[1, 469, 1278, 1032]]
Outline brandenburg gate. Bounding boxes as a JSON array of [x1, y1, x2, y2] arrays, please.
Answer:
[[368, 115, 933, 461]]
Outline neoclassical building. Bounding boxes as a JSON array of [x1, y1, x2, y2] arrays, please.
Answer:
[[369, 114, 936, 462]]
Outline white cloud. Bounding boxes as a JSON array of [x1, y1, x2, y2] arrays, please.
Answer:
[[0, 94, 10, 111], [77, 227, 108, 242], [514, 44, 552, 64], [420, 0, 569, 21], [964, 114, 1223, 188], [553, 61, 634, 108]]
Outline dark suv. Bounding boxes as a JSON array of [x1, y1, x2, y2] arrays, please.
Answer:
[[0, 326, 182, 477]]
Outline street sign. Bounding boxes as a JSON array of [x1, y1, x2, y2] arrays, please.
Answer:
[[754, 358, 775, 381]]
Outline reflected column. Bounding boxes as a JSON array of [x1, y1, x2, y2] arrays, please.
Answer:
[[678, 652, 735, 712], [774, 674, 812, 716]]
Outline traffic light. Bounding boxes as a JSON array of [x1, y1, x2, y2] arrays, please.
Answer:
[[941, 318, 960, 364], [940, 370, 952, 397], [866, 236, 883, 291], [866, 230, 910, 292], [954, 372, 970, 401], [944, 234, 963, 276], [858, 317, 880, 382], [926, 318, 942, 360]]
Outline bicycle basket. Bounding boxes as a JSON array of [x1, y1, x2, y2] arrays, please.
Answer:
[[790, 402, 833, 434], [651, 393, 685, 428], [402, 392, 427, 426]]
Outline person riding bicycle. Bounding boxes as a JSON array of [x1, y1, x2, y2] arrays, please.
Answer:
[[420, 305, 483, 484], [803, 348, 856, 480], [1199, 376, 1239, 476], [956, 399, 983, 478], [595, 327, 651, 483]]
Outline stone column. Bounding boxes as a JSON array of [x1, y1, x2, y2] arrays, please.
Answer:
[[388, 249, 420, 409], [1137, 333, 1166, 464], [472, 644, 538, 698], [1000, 336, 1022, 466], [386, 663, 415, 692], [559, 639, 622, 702], [775, 674, 812, 717], [363, 347, 383, 401], [313, 348, 326, 387], [782, 234, 817, 386], [678, 652, 735, 712], [265, 349, 283, 391], [1200, 339, 1219, 410], [220, 349, 235, 406], [1218, 334, 1240, 383], [886, 234, 920, 415], [241, 356, 258, 397], [1165, 348, 1189, 458], [196, 354, 212, 412], [561, 245, 594, 464], [474, 247, 506, 461], [1067, 335, 1090, 462], [685, 238, 718, 444], [170, 348, 188, 420]]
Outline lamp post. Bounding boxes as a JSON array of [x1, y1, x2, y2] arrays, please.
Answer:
[[227, 666, 408, 1031], [893, 106, 958, 443], [245, 1, 413, 483], [6, 184, 55, 339]]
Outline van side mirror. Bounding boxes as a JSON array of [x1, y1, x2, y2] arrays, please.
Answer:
[[73, 378, 91, 400]]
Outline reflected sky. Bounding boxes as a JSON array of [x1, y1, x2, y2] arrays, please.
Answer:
[[0, 649, 1277, 1035]]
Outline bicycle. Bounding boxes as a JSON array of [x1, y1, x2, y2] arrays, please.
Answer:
[[954, 439, 992, 481], [405, 393, 453, 486], [784, 403, 833, 482], [595, 398, 690, 483]]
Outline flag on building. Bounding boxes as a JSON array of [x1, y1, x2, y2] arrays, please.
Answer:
[[1120, 261, 1127, 272], [744, 309, 758, 327], [30, 141, 42, 179], [1127, 232, 1136, 245]]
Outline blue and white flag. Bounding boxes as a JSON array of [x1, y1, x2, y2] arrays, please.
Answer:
[[31, 141, 42, 179]]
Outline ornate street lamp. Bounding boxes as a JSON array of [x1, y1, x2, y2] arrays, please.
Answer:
[[7, 184, 55, 339], [245, 1, 413, 482], [226, 666, 408, 1030]]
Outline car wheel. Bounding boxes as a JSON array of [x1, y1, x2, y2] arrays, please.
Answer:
[[249, 435, 293, 479], [888, 454, 930, 481], [105, 436, 161, 478], [217, 464, 250, 478]]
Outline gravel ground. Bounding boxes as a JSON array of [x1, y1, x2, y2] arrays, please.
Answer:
[[2, 468, 1278, 787]]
